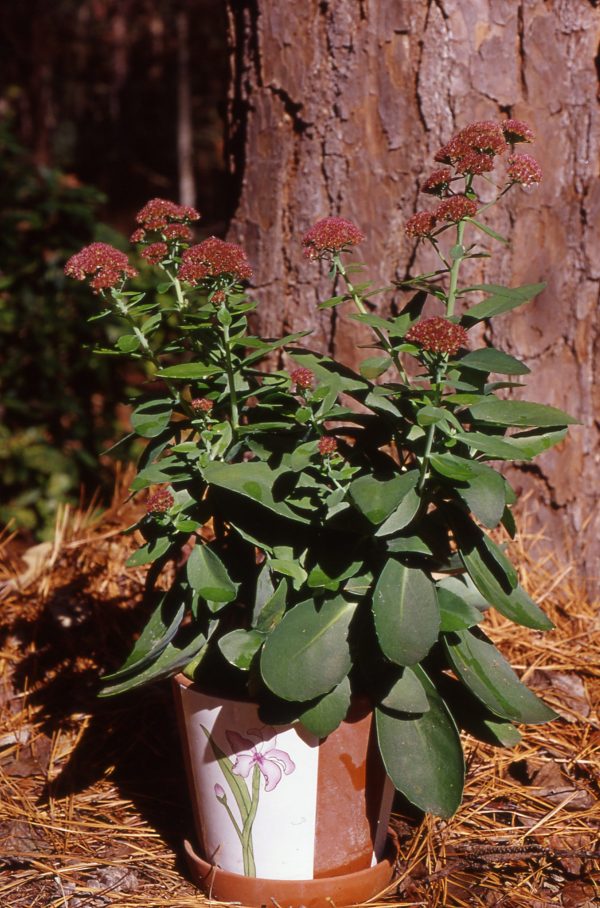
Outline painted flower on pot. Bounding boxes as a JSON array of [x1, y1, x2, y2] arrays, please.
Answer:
[[203, 725, 296, 876], [226, 727, 296, 792]]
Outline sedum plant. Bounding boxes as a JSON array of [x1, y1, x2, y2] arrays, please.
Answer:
[[66, 121, 574, 818]]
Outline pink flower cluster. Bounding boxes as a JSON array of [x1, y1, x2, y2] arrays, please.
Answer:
[[405, 196, 477, 238], [302, 217, 365, 260], [405, 317, 468, 356], [318, 436, 338, 456], [146, 488, 174, 514], [191, 397, 214, 413], [290, 367, 314, 390], [131, 199, 200, 262], [135, 198, 200, 232], [507, 153, 543, 186], [178, 236, 253, 285], [64, 242, 138, 291], [141, 242, 169, 264]]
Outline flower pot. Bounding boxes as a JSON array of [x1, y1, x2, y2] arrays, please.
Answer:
[[173, 675, 396, 904]]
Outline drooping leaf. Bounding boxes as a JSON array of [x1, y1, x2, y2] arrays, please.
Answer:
[[126, 535, 173, 567], [99, 632, 206, 697], [443, 628, 557, 724], [437, 586, 484, 631], [218, 629, 265, 670], [451, 431, 533, 461], [359, 356, 392, 379], [349, 471, 419, 526], [458, 347, 530, 375], [381, 666, 430, 713], [101, 591, 185, 684], [260, 596, 355, 701], [376, 666, 464, 818], [253, 576, 287, 634], [186, 544, 238, 606], [469, 398, 577, 428], [372, 560, 440, 666], [375, 487, 421, 537], [298, 676, 351, 737]]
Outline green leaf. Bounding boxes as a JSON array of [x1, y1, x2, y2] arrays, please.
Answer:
[[252, 580, 288, 634], [218, 629, 265, 670], [270, 558, 307, 590], [443, 629, 557, 724], [374, 474, 421, 537], [469, 398, 577, 427], [99, 632, 206, 697], [376, 666, 464, 818], [126, 535, 172, 566], [349, 471, 419, 526], [430, 453, 476, 482], [465, 217, 509, 245], [381, 667, 430, 713], [452, 431, 533, 461], [298, 677, 351, 737], [318, 294, 347, 309], [458, 348, 530, 375], [437, 586, 484, 631], [386, 534, 434, 556], [372, 561, 440, 666], [203, 461, 311, 524], [501, 428, 569, 458], [260, 596, 355, 701], [359, 356, 392, 379], [186, 544, 238, 605], [116, 333, 141, 353], [431, 456, 507, 529], [436, 575, 489, 610], [417, 406, 448, 427], [101, 591, 184, 683], [157, 362, 221, 379], [461, 282, 545, 322], [131, 398, 174, 439]]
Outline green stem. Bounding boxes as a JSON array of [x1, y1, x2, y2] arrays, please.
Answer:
[[417, 364, 443, 493], [221, 319, 239, 439], [113, 295, 178, 398], [446, 219, 465, 318], [334, 255, 410, 387]]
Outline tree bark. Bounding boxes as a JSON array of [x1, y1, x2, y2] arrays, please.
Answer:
[[225, 0, 600, 588]]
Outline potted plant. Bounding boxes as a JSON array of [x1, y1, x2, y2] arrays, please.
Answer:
[[65, 121, 573, 906]]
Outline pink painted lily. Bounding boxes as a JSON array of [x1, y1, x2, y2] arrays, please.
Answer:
[[226, 727, 296, 792]]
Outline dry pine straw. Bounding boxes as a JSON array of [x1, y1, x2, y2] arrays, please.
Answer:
[[0, 487, 598, 908]]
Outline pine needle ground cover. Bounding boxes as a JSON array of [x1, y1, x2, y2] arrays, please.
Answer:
[[0, 487, 598, 908]]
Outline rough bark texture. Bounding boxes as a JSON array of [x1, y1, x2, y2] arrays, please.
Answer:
[[225, 0, 600, 587]]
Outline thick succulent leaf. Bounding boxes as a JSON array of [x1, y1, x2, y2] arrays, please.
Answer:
[[298, 676, 351, 738], [438, 674, 522, 747], [260, 596, 355, 701], [203, 461, 311, 524], [372, 560, 440, 666], [375, 478, 421, 537], [101, 591, 184, 683], [386, 534, 434, 556], [186, 544, 238, 605], [469, 398, 577, 428], [451, 430, 533, 461], [443, 628, 557, 724], [452, 517, 554, 630], [126, 535, 173, 567], [253, 578, 287, 634], [218, 629, 265, 670], [461, 282, 545, 323], [381, 667, 430, 714], [437, 586, 484, 631], [436, 575, 489, 611], [131, 398, 174, 438], [458, 348, 530, 375], [376, 666, 464, 818], [156, 362, 221, 379], [99, 633, 206, 697], [349, 471, 419, 526]]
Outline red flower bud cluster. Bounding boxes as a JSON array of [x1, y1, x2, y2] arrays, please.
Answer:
[[290, 367, 314, 390], [146, 488, 174, 514], [141, 242, 169, 264], [502, 119, 535, 144], [435, 195, 478, 222], [135, 198, 200, 232], [435, 121, 508, 169], [405, 211, 438, 238], [191, 397, 214, 413], [405, 317, 468, 356], [163, 223, 194, 242], [421, 168, 452, 196], [178, 237, 252, 285], [64, 242, 137, 291], [507, 153, 542, 187], [455, 151, 495, 176], [318, 436, 338, 456], [302, 217, 365, 260]]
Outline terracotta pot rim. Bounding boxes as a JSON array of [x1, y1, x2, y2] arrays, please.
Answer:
[[183, 831, 398, 908]]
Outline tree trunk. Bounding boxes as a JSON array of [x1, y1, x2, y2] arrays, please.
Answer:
[[225, 0, 600, 588]]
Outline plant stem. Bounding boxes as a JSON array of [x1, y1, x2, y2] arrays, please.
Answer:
[[221, 319, 239, 438], [334, 255, 410, 386], [446, 220, 465, 318]]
